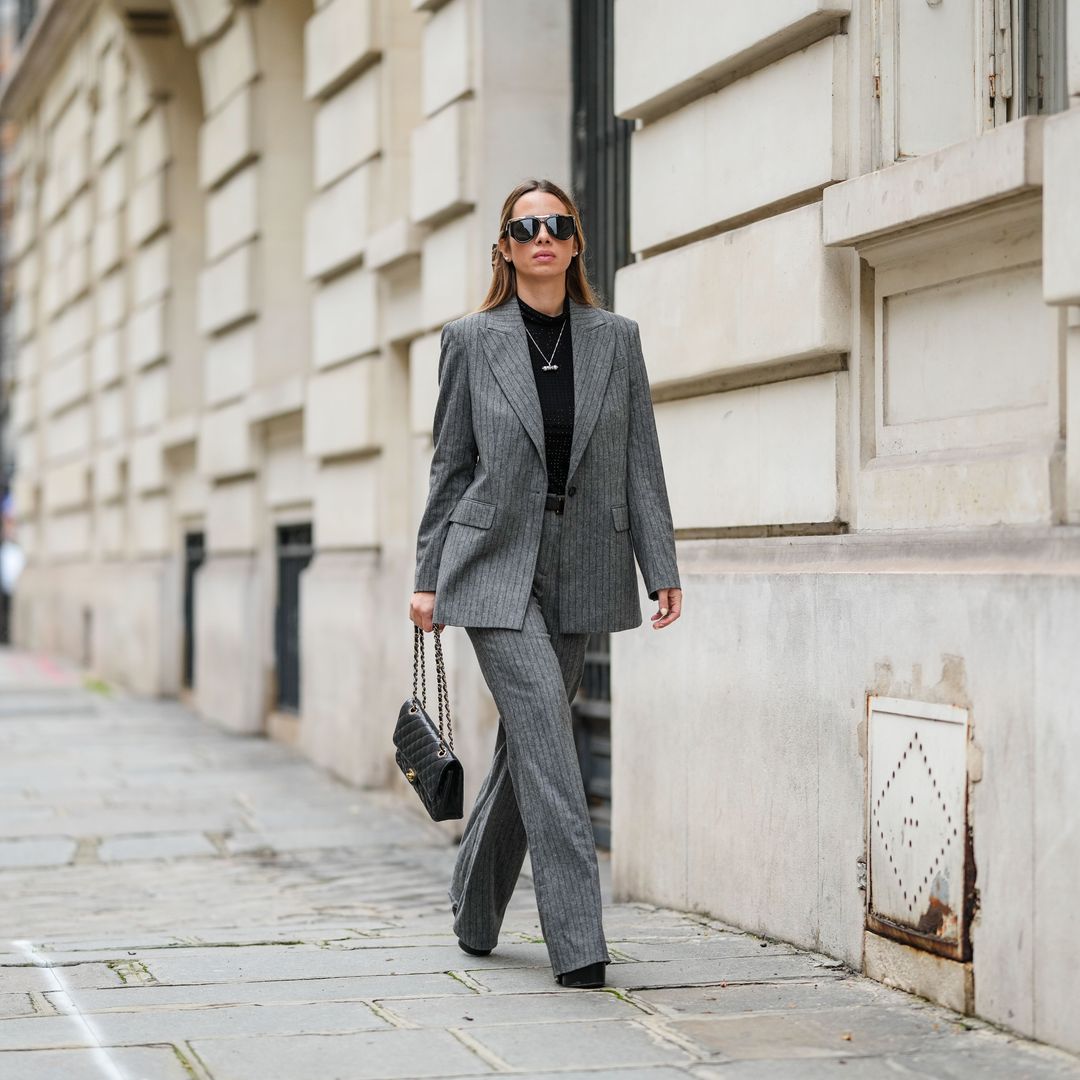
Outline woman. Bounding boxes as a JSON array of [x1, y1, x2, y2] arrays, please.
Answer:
[[410, 178, 682, 989]]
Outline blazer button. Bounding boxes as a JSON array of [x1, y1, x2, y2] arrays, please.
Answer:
[[567, 486, 577, 496]]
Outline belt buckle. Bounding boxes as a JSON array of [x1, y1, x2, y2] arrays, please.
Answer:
[[547, 492, 565, 515]]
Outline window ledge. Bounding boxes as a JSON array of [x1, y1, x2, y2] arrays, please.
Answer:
[[366, 217, 425, 272], [161, 413, 199, 450], [248, 375, 306, 426], [822, 117, 1045, 251]]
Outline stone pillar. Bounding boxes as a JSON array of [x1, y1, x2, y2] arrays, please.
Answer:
[[297, 0, 420, 784]]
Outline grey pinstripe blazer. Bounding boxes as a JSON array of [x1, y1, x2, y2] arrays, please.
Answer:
[[414, 294, 680, 633]]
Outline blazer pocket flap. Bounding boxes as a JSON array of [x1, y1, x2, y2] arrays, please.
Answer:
[[611, 503, 630, 532], [449, 497, 496, 529]]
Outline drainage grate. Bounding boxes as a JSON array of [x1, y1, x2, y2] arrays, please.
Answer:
[[867, 696, 974, 961]]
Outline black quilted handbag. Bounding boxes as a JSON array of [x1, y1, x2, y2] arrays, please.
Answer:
[[394, 623, 464, 821]]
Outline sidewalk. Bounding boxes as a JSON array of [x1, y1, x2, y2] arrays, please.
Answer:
[[1, 646, 1077, 1080]]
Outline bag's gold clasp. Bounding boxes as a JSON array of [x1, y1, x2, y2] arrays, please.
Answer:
[[405, 768, 417, 782]]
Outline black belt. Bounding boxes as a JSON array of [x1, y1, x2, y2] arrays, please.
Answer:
[[544, 492, 566, 514]]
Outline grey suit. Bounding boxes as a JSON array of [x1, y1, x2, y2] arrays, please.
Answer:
[[414, 295, 680, 631], [414, 293, 680, 979]]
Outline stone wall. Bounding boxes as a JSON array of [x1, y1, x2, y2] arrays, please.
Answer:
[[610, 0, 1080, 1054]]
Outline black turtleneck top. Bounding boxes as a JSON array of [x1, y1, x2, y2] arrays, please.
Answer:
[[517, 293, 574, 496]]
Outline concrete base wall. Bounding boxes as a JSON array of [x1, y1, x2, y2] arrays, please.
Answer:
[[194, 555, 266, 734], [299, 552, 394, 788], [12, 559, 179, 697], [611, 533, 1080, 1053]]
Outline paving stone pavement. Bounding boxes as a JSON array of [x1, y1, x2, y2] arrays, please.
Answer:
[[1, 646, 1078, 1080]]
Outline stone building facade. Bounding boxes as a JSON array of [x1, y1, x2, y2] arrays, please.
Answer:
[[2, 0, 1078, 1055]]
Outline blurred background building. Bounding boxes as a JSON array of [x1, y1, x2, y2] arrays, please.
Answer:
[[1, 0, 1078, 1056]]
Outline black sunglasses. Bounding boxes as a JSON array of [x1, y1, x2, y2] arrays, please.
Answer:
[[505, 214, 576, 243]]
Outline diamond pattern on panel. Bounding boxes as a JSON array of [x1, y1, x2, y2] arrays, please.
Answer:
[[867, 697, 970, 954]]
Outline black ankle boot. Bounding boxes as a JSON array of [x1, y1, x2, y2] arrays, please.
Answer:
[[458, 938, 492, 957], [556, 960, 607, 988]]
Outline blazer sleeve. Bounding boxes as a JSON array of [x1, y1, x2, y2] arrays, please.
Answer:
[[625, 318, 681, 601], [414, 321, 478, 592]]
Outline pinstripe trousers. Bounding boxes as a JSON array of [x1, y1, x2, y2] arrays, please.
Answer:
[[447, 504, 612, 978]]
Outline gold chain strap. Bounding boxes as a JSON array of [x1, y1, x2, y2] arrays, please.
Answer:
[[411, 623, 453, 756], [412, 623, 428, 708], [432, 624, 454, 754]]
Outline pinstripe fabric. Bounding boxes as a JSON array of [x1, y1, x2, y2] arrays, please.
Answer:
[[448, 506, 611, 978], [414, 295, 680, 634]]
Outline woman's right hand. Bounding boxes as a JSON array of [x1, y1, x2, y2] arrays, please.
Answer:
[[410, 591, 443, 633]]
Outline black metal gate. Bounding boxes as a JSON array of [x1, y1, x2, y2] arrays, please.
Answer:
[[182, 531, 204, 689], [274, 523, 313, 712], [571, 0, 633, 310], [572, 634, 613, 849], [570, 0, 632, 849]]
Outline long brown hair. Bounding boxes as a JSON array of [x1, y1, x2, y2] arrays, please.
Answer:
[[475, 179, 603, 313]]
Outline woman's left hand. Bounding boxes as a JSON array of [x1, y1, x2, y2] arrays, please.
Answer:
[[650, 587, 682, 629]]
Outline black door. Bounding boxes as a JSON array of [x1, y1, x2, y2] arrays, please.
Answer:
[[570, 0, 633, 848], [182, 531, 204, 688], [274, 523, 313, 712]]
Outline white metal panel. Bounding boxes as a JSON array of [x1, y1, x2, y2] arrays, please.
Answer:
[[868, 697, 970, 951]]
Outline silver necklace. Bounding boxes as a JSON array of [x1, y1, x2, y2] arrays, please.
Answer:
[[524, 319, 566, 372]]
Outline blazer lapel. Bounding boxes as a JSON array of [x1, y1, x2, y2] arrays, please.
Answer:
[[480, 297, 546, 464], [566, 300, 614, 486], [480, 294, 613, 485]]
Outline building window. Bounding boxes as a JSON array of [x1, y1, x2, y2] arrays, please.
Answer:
[[1016, 0, 1068, 116], [874, 0, 1068, 166]]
